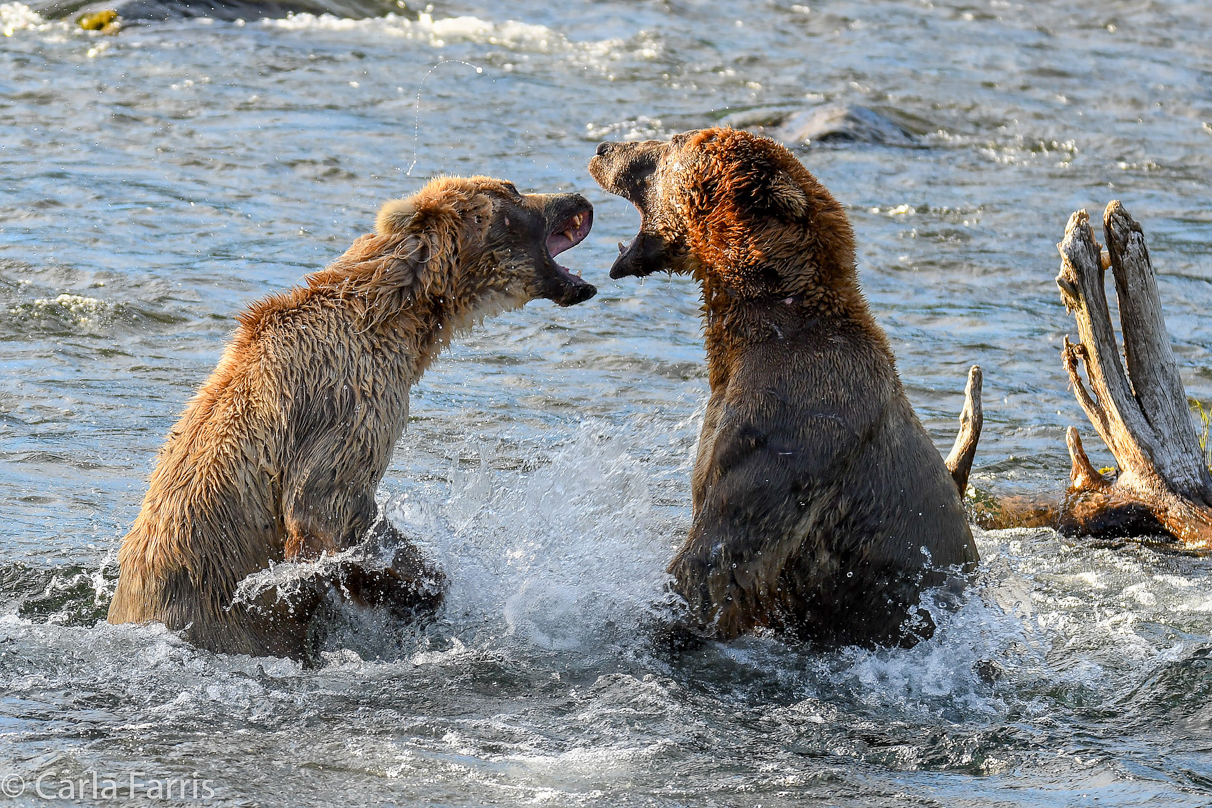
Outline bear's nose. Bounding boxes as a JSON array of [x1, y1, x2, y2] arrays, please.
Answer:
[[595, 142, 612, 157]]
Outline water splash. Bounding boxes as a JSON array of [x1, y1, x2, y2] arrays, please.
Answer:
[[386, 421, 680, 656], [406, 59, 485, 177]]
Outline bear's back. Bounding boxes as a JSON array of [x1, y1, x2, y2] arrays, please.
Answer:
[[684, 304, 975, 645]]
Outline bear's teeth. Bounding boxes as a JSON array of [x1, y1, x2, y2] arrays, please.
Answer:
[[563, 229, 576, 242]]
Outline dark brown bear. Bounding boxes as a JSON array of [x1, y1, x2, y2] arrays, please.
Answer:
[[108, 176, 596, 659], [590, 129, 977, 647]]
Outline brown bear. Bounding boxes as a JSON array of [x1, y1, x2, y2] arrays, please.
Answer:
[[589, 129, 978, 648], [107, 176, 596, 659]]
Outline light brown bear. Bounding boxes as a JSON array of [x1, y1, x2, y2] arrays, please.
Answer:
[[590, 129, 978, 648], [107, 176, 596, 659]]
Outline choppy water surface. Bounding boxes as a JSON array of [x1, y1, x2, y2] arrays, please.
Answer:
[[2, 0, 1212, 804]]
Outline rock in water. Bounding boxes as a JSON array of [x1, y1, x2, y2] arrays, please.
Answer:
[[715, 106, 801, 130], [720, 104, 917, 147], [76, 7, 119, 28]]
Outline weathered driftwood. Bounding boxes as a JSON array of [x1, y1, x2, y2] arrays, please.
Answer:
[[945, 365, 983, 495], [976, 202, 1212, 551]]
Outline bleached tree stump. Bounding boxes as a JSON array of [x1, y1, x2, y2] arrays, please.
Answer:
[[945, 365, 983, 495], [978, 202, 1212, 551]]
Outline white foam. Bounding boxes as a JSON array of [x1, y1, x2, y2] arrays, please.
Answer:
[[6, 294, 115, 329], [0, 2, 45, 36], [35, 292, 105, 316], [266, 11, 632, 63], [584, 116, 672, 142], [8, 293, 113, 327]]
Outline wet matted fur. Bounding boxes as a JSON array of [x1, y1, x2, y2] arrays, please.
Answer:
[[107, 176, 596, 659], [590, 129, 977, 647]]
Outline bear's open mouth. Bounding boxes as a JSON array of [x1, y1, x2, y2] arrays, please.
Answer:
[[546, 209, 593, 279], [608, 224, 666, 280], [537, 198, 595, 306]]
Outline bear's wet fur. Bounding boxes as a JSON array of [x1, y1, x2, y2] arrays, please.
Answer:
[[590, 128, 977, 647], [107, 176, 596, 659]]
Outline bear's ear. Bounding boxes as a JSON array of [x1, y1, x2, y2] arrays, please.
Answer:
[[464, 192, 496, 235], [380, 235, 433, 288], [766, 171, 809, 218], [376, 199, 418, 236]]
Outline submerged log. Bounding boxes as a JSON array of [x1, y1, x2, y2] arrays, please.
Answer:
[[977, 202, 1212, 551]]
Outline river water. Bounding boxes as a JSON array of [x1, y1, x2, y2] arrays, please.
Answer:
[[2, 0, 1211, 805]]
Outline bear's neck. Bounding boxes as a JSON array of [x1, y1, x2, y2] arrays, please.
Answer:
[[365, 287, 471, 385], [697, 270, 888, 392], [363, 265, 505, 387]]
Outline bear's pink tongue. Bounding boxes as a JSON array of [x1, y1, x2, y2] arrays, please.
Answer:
[[547, 211, 592, 258]]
